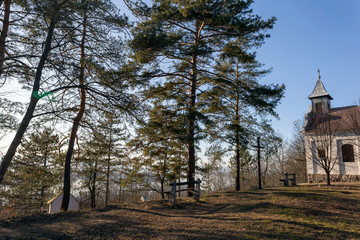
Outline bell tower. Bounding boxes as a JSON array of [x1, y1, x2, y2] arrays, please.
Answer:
[[308, 69, 333, 114]]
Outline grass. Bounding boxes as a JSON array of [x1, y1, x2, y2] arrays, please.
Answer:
[[1, 183, 360, 239], [231, 185, 360, 239]]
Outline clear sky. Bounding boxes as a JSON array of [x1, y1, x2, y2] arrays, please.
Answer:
[[113, 0, 360, 141], [250, 0, 360, 140], [3, 1, 358, 146]]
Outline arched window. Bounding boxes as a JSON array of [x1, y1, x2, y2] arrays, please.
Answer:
[[342, 144, 354, 162]]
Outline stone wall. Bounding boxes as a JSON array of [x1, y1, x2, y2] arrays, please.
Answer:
[[308, 174, 360, 183]]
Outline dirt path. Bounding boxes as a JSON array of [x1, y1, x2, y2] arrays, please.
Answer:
[[1, 185, 360, 239]]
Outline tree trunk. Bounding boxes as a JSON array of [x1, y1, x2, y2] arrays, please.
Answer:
[[61, 5, 87, 212], [118, 178, 122, 204], [90, 184, 96, 208], [240, 153, 244, 190], [187, 21, 200, 197], [160, 180, 164, 199], [187, 74, 196, 196], [105, 154, 110, 206], [257, 137, 262, 189], [262, 160, 268, 187], [40, 150, 48, 207], [105, 125, 112, 206], [235, 91, 240, 191], [90, 160, 98, 209], [326, 171, 331, 186], [178, 175, 181, 197], [235, 60, 241, 191], [235, 137, 240, 191], [61, 85, 86, 211], [0, 0, 11, 79], [0, 9, 60, 184]]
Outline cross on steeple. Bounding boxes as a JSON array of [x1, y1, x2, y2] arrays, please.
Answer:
[[308, 70, 332, 114]]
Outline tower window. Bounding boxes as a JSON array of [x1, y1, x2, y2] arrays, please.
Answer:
[[342, 144, 354, 162], [315, 102, 323, 113]]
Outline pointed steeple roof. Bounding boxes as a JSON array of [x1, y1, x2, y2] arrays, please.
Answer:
[[308, 70, 333, 100]]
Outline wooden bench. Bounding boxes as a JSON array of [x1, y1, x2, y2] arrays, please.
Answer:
[[280, 173, 296, 187], [164, 179, 201, 206]]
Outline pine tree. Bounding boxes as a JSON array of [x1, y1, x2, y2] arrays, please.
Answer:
[[129, 0, 276, 193], [93, 112, 126, 206], [128, 103, 187, 198], [59, 0, 129, 212], [2, 127, 61, 215], [77, 135, 107, 209], [286, 120, 306, 183], [256, 123, 282, 187], [205, 35, 284, 190], [96, 113, 125, 206]]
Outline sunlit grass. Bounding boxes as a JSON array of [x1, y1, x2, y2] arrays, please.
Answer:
[[2, 183, 360, 239], [227, 184, 360, 239]]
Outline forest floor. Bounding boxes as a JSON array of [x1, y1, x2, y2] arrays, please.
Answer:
[[1, 183, 360, 239]]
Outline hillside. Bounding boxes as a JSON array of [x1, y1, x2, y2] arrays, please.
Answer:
[[1, 184, 360, 239]]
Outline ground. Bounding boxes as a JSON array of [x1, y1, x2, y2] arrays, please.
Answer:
[[1, 183, 360, 239]]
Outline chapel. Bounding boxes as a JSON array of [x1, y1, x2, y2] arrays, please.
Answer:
[[303, 71, 360, 182]]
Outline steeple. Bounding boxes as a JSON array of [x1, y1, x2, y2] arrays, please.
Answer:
[[308, 69, 332, 113], [308, 70, 333, 100]]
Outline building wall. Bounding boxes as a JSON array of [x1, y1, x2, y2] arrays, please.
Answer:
[[308, 174, 360, 183], [68, 195, 79, 211], [49, 195, 62, 213], [48, 194, 79, 213], [305, 134, 360, 180]]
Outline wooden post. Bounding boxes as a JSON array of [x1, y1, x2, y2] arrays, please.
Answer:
[[167, 179, 202, 206], [284, 173, 289, 187], [178, 176, 181, 198], [197, 178, 201, 201], [171, 180, 176, 206], [253, 137, 264, 189], [292, 174, 296, 186]]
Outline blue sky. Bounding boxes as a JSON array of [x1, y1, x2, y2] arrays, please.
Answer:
[[114, 0, 360, 141], [251, 0, 360, 140], [1, 1, 357, 155]]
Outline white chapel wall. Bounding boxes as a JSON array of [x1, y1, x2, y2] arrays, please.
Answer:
[[305, 134, 360, 176]]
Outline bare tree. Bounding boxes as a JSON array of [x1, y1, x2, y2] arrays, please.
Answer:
[[304, 109, 352, 186], [286, 120, 307, 183]]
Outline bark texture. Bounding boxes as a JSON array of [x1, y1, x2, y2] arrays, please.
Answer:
[[0, 0, 11, 79]]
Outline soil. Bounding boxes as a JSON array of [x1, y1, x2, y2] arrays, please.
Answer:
[[1, 183, 360, 239]]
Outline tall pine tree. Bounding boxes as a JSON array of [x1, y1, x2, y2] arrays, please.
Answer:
[[129, 0, 276, 192], [207, 38, 284, 190]]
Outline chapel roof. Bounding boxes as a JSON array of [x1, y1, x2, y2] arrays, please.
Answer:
[[47, 193, 62, 204], [308, 78, 333, 100], [47, 193, 79, 204], [304, 105, 360, 134]]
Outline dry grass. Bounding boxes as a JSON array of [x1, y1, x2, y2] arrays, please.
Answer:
[[1, 183, 360, 239]]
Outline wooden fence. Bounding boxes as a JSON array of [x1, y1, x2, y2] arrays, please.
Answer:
[[165, 179, 201, 206], [280, 173, 296, 186]]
